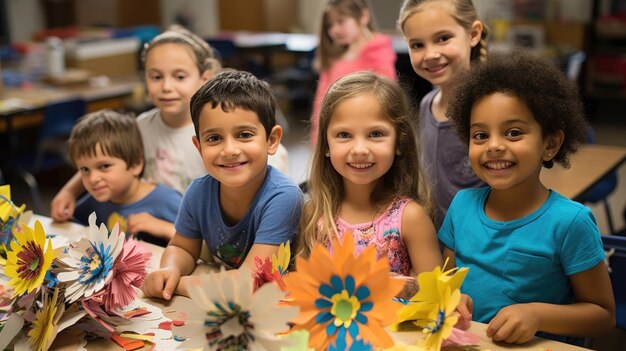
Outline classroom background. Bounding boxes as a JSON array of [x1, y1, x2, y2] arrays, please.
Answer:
[[1, 0, 625, 348]]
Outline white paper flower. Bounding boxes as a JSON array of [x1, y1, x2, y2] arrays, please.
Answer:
[[56, 212, 124, 303], [186, 267, 299, 351]]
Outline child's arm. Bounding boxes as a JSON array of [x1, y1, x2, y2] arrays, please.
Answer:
[[396, 201, 442, 300], [50, 172, 85, 221], [141, 233, 202, 300], [127, 212, 175, 241], [403, 201, 443, 276], [487, 261, 615, 344]]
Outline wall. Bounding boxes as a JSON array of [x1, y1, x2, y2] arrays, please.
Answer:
[[7, 0, 44, 42], [159, 0, 218, 36]]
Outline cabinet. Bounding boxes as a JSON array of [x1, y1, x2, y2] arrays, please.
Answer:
[[218, 0, 298, 32], [74, 0, 161, 27], [586, 0, 626, 99]]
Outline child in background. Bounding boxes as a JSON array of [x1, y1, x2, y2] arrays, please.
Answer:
[[299, 72, 441, 297], [310, 0, 397, 145], [51, 25, 289, 221], [441, 52, 615, 343], [142, 70, 303, 300], [69, 110, 182, 247], [398, 0, 487, 227]]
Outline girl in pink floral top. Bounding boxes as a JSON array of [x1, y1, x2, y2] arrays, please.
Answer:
[[299, 72, 442, 290]]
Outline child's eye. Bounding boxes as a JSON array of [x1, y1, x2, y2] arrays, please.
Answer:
[[370, 131, 384, 138], [409, 42, 423, 50], [438, 35, 451, 43], [238, 131, 254, 139], [337, 131, 351, 139], [98, 164, 111, 171], [78, 167, 89, 174], [148, 74, 161, 81], [206, 135, 221, 143], [175, 74, 187, 81], [505, 129, 524, 138], [472, 131, 488, 141]]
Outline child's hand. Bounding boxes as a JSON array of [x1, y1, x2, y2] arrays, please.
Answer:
[[128, 212, 159, 235], [454, 293, 473, 330], [141, 267, 181, 300], [50, 191, 76, 222], [390, 273, 418, 300], [486, 304, 539, 344]]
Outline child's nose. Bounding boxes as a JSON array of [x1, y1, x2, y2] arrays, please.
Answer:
[[486, 137, 505, 153], [222, 138, 240, 156], [424, 45, 441, 60], [351, 138, 370, 155]]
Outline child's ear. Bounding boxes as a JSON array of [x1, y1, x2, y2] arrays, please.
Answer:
[[469, 20, 484, 47], [543, 130, 565, 162], [192, 135, 202, 154], [201, 70, 213, 83], [267, 125, 283, 155], [359, 8, 371, 27], [131, 159, 144, 177]]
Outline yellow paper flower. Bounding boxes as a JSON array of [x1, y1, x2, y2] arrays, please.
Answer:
[[417, 288, 460, 351], [393, 258, 467, 328], [284, 233, 404, 350], [0, 185, 25, 222], [4, 221, 54, 297], [272, 241, 291, 274], [28, 288, 63, 351]]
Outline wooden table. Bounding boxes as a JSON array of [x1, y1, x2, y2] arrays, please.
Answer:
[[26, 215, 593, 350], [541, 144, 626, 200]]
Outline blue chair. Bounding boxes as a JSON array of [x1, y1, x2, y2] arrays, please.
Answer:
[[578, 128, 619, 234], [3, 98, 86, 213], [602, 235, 626, 329]]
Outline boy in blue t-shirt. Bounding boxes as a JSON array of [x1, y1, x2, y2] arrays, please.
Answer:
[[142, 70, 303, 300], [69, 110, 182, 247]]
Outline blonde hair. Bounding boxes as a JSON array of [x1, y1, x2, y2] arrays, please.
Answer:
[[398, 0, 489, 62], [298, 72, 433, 258], [315, 0, 377, 71], [141, 25, 222, 75]]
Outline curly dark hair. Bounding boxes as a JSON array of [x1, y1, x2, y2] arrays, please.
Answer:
[[447, 50, 588, 168]]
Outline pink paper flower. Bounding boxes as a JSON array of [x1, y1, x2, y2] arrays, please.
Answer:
[[103, 238, 151, 311]]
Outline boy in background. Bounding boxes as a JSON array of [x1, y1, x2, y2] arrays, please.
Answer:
[[70, 110, 182, 247], [142, 70, 303, 300]]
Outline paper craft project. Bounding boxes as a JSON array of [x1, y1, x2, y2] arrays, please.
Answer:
[[392, 259, 479, 351], [0, 210, 154, 351], [4, 220, 55, 298], [252, 241, 291, 291], [56, 212, 125, 304], [0, 185, 28, 258], [186, 266, 298, 350], [284, 233, 404, 351]]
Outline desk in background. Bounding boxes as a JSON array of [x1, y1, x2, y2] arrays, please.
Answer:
[[541, 144, 626, 201], [0, 74, 143, 133]]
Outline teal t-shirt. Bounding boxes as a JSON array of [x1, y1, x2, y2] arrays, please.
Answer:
[[438, 187, 605, 323]]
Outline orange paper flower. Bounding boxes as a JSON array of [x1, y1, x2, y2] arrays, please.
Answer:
[[284, 233, 404, 350]]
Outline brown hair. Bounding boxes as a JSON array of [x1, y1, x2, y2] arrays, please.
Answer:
[[298, 71, 432, 257], [398, 0, 489, 62], [69, 110, 144, 173]]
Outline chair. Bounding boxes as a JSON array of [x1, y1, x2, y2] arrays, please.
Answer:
[[578, 128, 619, 234], [602, 235, 626, 329], [3, 98, 86, 213]]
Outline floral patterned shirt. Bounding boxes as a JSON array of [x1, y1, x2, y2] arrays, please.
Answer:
[[334, 197, 412, 275]]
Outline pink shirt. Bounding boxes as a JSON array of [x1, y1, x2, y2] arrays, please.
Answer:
[[310, 34, 397, 145], [334, 197, 411, 275]]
